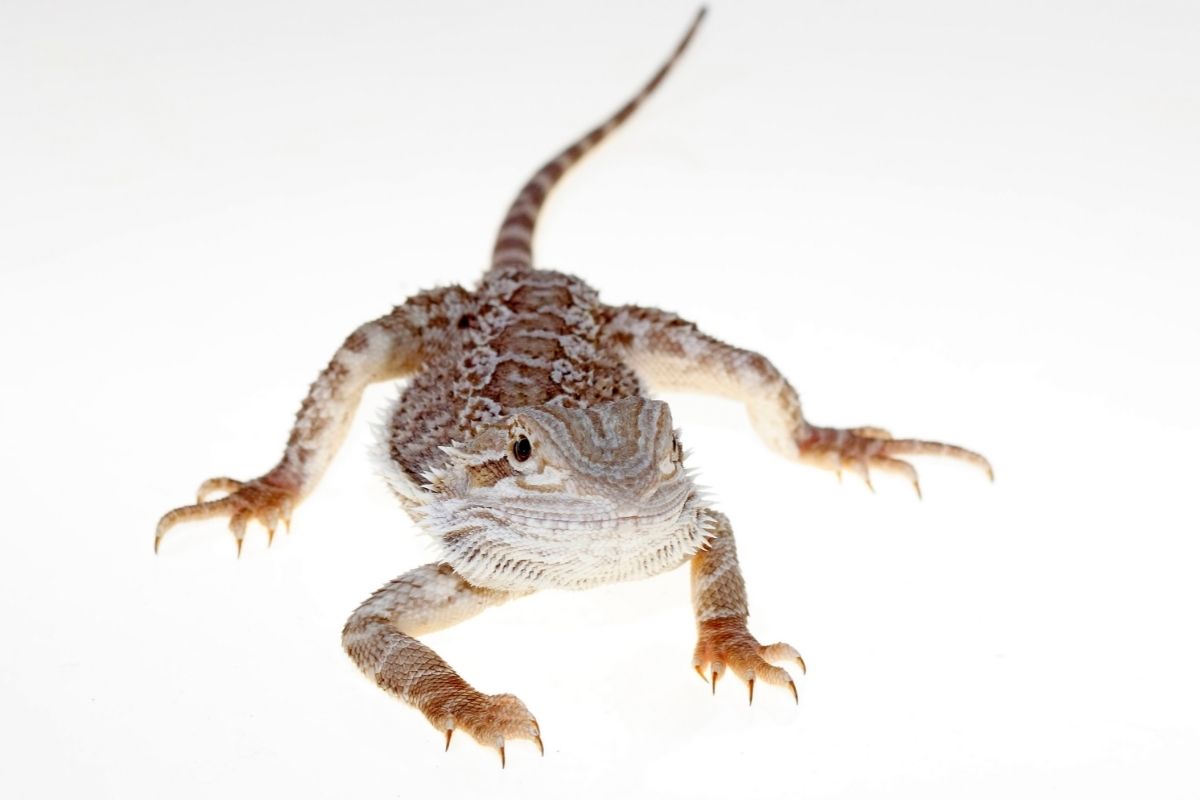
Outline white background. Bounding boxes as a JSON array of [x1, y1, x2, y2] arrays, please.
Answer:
[[2, 1, 1198, 797]]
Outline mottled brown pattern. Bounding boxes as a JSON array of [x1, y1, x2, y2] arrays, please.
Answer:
[[466, 458, 516, 489], [510, 283, 573, 309], [376, 265, 650, 493], [155, 7, 990, 765], [341, 564, 538, 760], [490, 8, 706, 272], [492, 332, 563, 362], [285, 360, 350, 449]]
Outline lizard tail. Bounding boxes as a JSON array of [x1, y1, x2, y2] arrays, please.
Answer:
[[489, 7, 707, 274]]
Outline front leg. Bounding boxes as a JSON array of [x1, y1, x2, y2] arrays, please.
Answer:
[[155, 286, 469, 554], [602, 304, 992, 495], [691, 511, 805, 704], [342, 563, 541, 767]]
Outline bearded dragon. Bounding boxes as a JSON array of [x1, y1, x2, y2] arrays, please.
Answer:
[[155, 7, 991, 767]]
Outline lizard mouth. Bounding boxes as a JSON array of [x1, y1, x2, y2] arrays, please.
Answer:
[[417, 486, 708, 592], [479, 490, 695, 532]]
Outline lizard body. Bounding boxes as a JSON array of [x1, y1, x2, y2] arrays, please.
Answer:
[[156, 8, 990, 765]]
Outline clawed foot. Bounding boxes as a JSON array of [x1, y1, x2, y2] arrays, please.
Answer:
[[693, 617, 806, 705], [155, 469, 299, 556], [798, 425, 993, 498], [430, 691, 542, 768]]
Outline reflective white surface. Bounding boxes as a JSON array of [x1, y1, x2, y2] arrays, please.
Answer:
[[2, 1, 1197, 797]]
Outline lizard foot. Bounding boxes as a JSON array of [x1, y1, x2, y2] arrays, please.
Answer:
[[798, 425, 992, 498], [429, 691, 542, 768], [155, 469, 299, 556], [693, 617, 805, 705]]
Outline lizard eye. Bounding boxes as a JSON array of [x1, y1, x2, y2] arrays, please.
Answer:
[[512, 436, 533, 462]]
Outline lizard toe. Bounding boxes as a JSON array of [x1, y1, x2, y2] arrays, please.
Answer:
[[693, 618, 803, 704]]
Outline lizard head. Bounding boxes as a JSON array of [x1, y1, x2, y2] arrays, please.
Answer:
[[415, 396, 710, 591]]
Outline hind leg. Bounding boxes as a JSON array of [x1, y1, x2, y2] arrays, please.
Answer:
[[342, 563, 540, 767]]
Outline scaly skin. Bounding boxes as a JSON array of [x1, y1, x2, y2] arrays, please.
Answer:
[[155, 7, 990, 765]]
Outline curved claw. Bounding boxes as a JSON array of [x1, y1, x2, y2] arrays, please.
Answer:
[[196, 476, 242, 502], [154, 474, 297, 556], [869, 455, 922, 499], [761, 642, 807, 675], [800, 425, 992, 494], [839, 456, 874, 492], [425, 692, 538, 766], [155, 495, 241, 554], [695, 620, 804, 706], [880, 438, 993, 481]]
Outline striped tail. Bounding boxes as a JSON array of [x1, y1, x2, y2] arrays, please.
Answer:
[[489, 7, 707, 273]]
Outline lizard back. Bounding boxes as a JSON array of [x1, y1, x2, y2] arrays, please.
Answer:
[[381, 267, 643, 494], [380, 11, 707, 497]]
